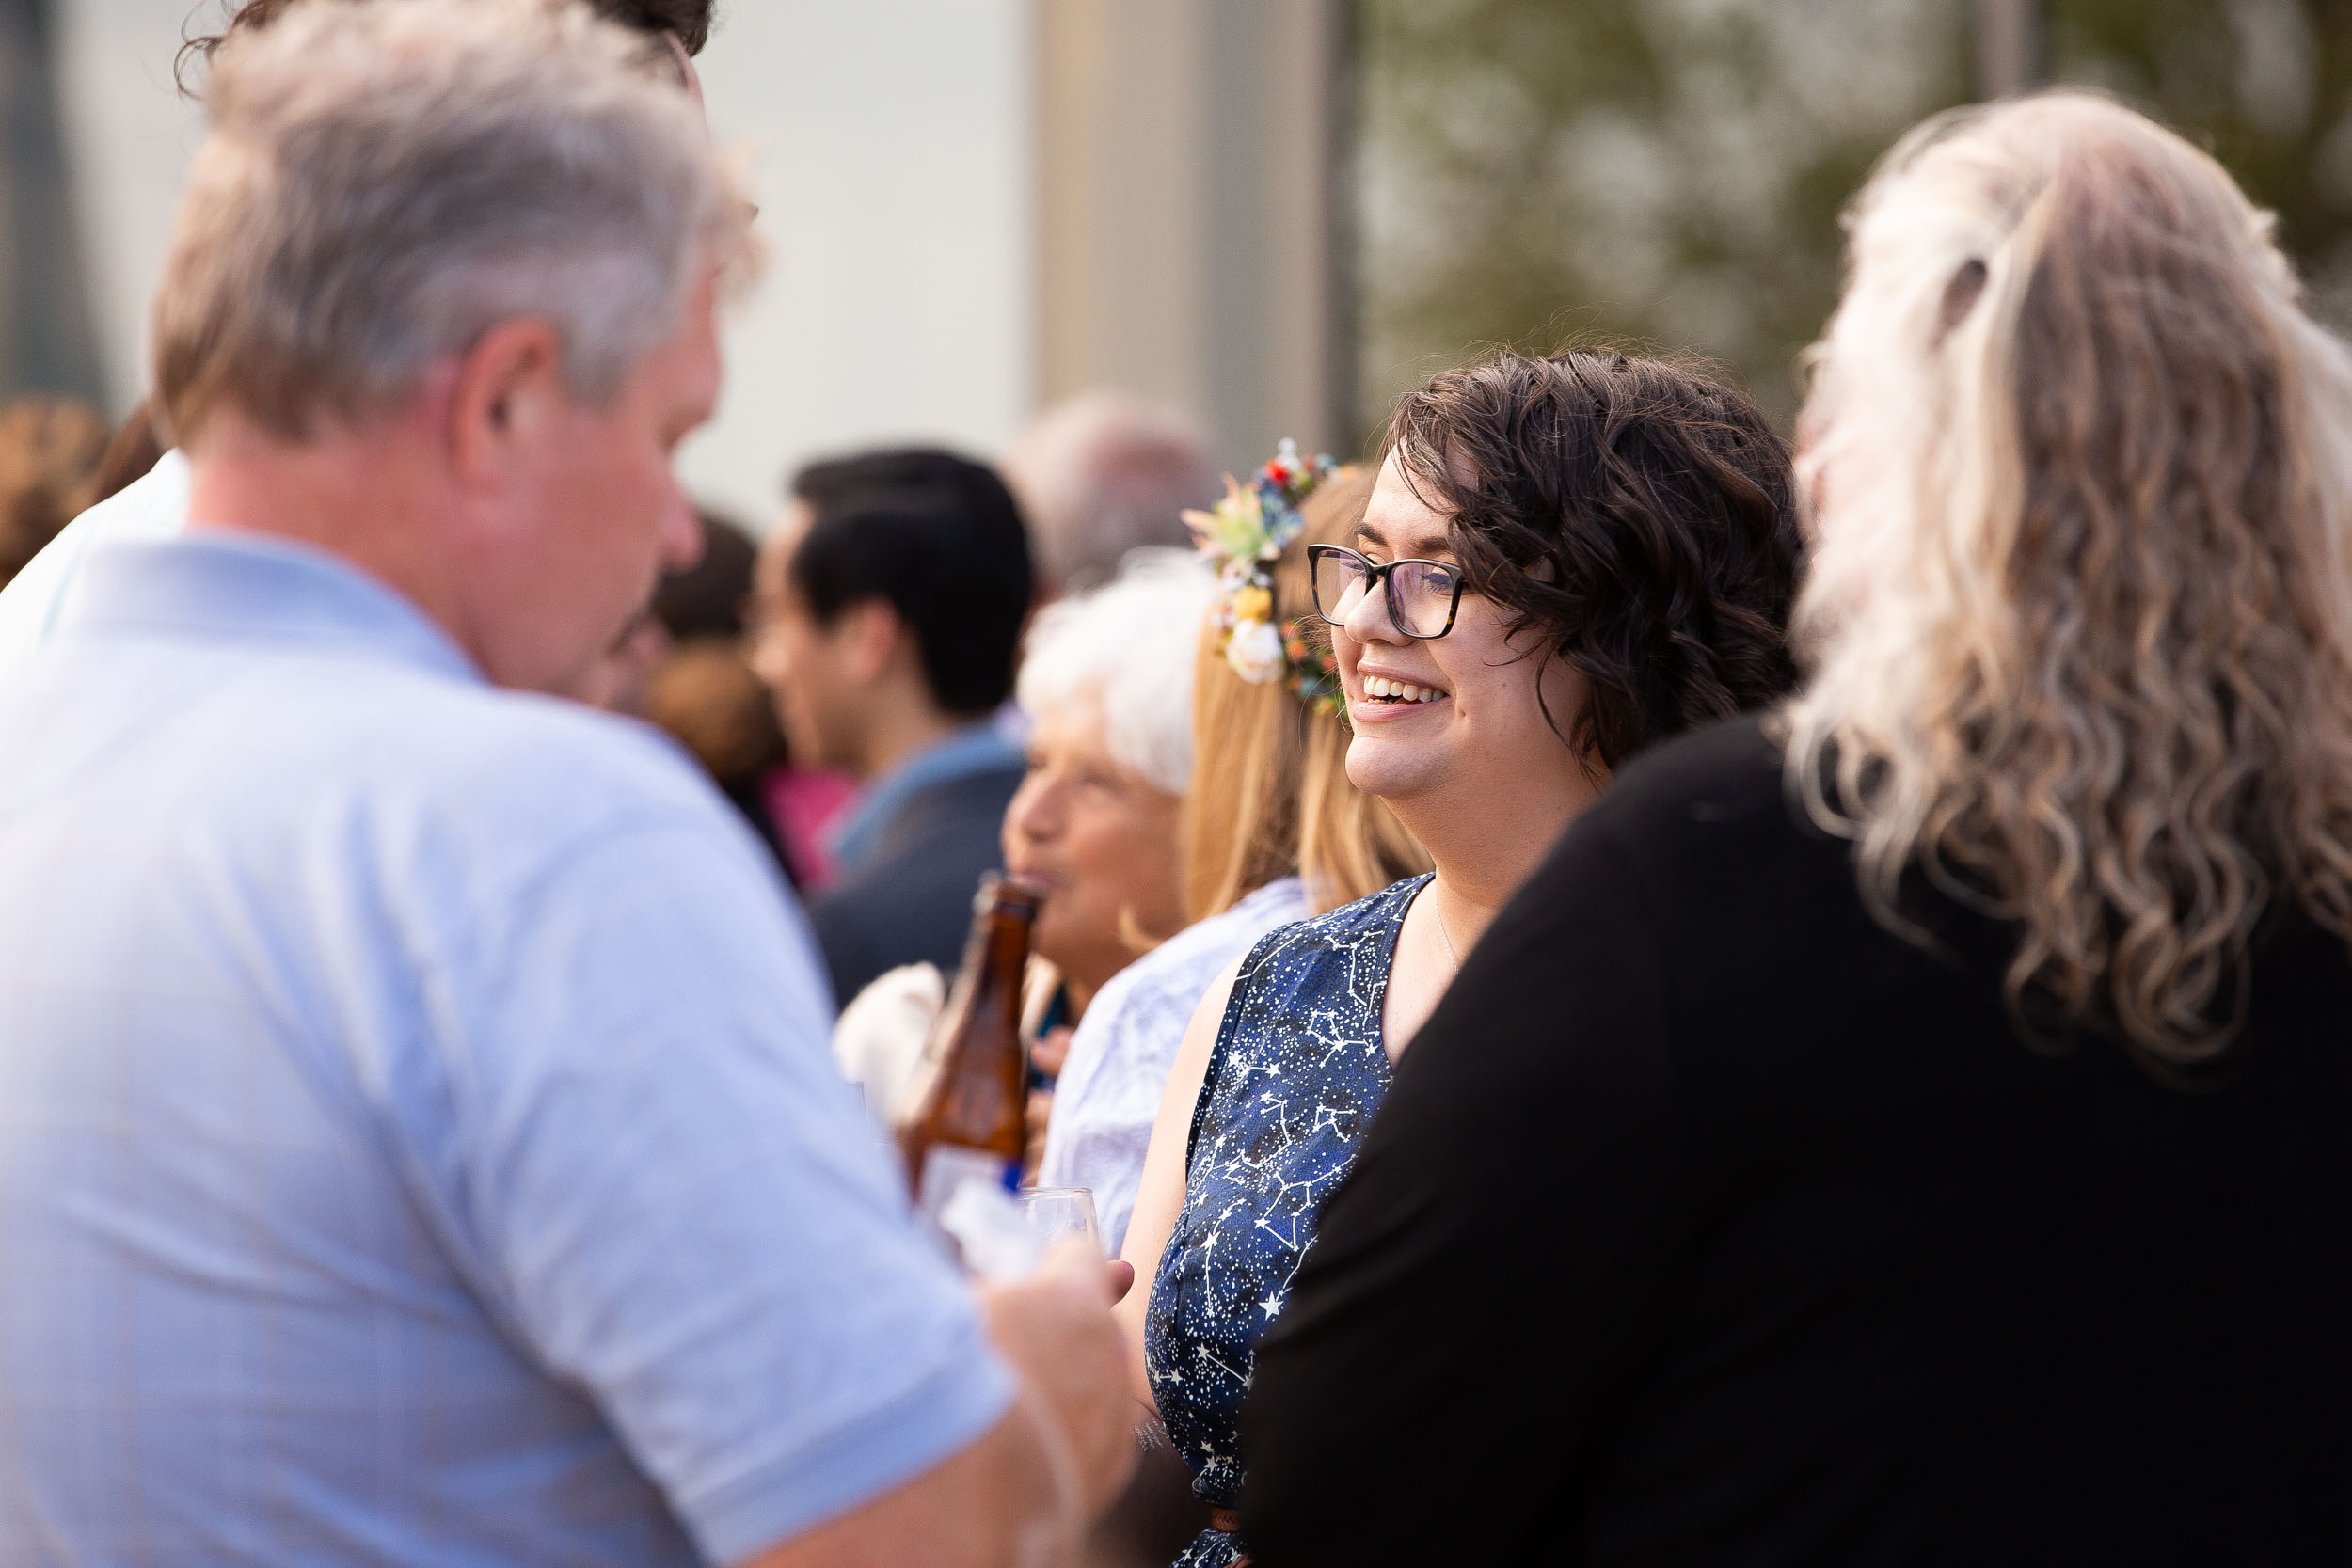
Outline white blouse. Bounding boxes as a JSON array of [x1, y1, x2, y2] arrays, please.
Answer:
[[1037, 876, 1311, 1255]]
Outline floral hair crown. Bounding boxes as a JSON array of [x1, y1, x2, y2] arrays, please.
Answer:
[[1183, 438, 1343, 717]]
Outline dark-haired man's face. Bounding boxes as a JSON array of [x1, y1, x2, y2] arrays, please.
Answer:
[[748, 506, 866, 773]]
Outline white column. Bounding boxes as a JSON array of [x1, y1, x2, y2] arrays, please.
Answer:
[[1035, 0, 1347, 474]]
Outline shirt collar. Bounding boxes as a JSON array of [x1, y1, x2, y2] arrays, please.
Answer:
[[828, 720, 1025, 874], [63, 531, 483, 686]]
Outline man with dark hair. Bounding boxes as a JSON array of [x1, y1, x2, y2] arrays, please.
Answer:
[[751, 448, 1034, 1005]]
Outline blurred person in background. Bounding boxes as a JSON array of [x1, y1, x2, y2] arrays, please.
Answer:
[[1003, 390, 1218, 596], [750, 449, 1034, 1006], [0, 4, 1133, 1562], [572, 507, 851, 884], [0, 0, 718, 684], [1120, 351, 1804, 1568], [0, 398, 106, 590], [648, 510, 855, 887], [1036, 452, 1427, 1259], [1244, 95, 2352, 1568]]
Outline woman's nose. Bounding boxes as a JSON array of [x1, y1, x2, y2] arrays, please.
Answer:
[[1006, 772, 1063, 845], [1341, 573, 1403, 644]]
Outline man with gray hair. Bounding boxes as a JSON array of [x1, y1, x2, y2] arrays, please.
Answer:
[[0, 3, 1130, 1564], [0, 0, 723, 681]]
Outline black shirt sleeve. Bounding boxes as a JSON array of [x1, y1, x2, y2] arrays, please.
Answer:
[[1238, 814, 1692, 1566]]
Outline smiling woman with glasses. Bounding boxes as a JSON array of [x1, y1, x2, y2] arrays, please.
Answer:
[[1111, 347, 1804, 1568]]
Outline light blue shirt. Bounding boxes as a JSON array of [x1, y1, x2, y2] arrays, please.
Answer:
[[0, 534, 1012, 1565]]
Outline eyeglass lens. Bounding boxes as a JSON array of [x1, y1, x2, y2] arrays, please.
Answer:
[[1311, 550, 1457, 638]]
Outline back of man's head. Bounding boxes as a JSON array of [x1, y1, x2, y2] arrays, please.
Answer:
[[154, 0, 736, 448], [788, 450, 1033, 719], [1001, 391, 1217, 595]]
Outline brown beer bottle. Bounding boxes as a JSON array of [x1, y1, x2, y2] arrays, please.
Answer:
[[892, 873, 1046, 1221]]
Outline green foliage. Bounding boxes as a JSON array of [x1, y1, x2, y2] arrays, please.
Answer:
[[1354, 0, 1973, 438], [2050, 0, 2352, 324], [1355, 0, 2352, 440]]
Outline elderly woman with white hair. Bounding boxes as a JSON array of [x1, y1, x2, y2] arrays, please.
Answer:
[[1003, 550, 1216, 1030]]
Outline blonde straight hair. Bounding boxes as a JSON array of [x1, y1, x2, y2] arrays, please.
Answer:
[[1785, 92, 2352, 1064], [1183, 466, 1430, 920]]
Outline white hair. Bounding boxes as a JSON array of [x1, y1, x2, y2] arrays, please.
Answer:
[[153, 0, 745, 443], [1016, 548, 1216, 796]]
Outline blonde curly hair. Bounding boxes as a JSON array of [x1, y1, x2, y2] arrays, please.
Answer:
[[1784, 92, 2352, 1065]]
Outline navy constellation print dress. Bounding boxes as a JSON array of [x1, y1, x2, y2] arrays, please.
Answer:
[[1143, 874, 1427, 1568]]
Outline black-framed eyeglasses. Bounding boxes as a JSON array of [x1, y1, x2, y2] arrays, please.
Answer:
[[1307, 544, 1467, 640]]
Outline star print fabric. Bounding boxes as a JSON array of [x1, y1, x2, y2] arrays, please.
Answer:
[[1144, 874, 1428, 1566]]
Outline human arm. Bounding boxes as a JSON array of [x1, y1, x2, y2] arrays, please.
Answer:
[[1236, 822, 1687, 1566], [739, 1242, 1135, 1568], [416, 800, 1125, 1565], [1111, 957, 1245, 1412]]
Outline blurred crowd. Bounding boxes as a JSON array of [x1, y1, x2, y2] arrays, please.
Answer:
[[3, 2, 2350, 1567]]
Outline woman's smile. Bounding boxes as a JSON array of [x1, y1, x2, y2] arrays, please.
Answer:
[[1348, 679, 1452, 724], [1348, 661, 1452, 723]]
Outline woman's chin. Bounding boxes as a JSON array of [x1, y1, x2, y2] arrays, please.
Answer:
[[1344, 731, 1444, 804]]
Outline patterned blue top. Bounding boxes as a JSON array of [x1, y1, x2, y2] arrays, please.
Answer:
[[1143, 875, 1430, 1566]]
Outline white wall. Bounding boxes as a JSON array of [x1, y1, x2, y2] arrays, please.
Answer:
[[50, 0, 1038, 531], [681, 0, 1035, 527], [49, 0, 202, 420]]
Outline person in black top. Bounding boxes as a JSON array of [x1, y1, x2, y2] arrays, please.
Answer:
[[1239, 93, 2352, 1566]]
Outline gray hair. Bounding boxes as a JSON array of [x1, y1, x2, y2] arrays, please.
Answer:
[[1016, 548, 1216, 797], [153, 0, 744, 444], [1002, 391, 1218, 595]]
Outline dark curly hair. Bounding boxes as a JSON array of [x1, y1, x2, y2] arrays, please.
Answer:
[[182, 0, 714, 87], [1385, 348, 1802, 772]]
